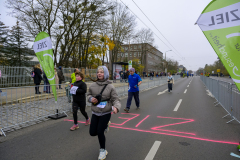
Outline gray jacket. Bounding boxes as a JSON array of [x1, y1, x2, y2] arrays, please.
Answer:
[[87, 80, 121, 113]]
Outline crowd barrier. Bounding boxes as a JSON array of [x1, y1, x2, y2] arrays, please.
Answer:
[[0, 75, 180, 136], [200, 76, 240, 124]]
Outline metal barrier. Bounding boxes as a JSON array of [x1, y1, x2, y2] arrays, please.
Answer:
[[0, 66, 96, 87], [200, 76, 240, 124], [0, 75, 180, 136]]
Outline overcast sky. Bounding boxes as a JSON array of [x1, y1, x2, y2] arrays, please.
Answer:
[[0, 0, 217, 71]]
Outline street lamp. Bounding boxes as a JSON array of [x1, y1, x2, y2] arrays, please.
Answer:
[[165, 50, 172, 60]]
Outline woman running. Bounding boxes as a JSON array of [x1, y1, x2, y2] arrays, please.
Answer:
[[87, 66, 121, 160]]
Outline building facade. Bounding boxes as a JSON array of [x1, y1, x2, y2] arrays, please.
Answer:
[[115, 43, 163, 74]]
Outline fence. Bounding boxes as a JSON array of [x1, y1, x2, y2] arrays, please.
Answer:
[[0, 66, 97, 87], [200, 76, 240, 124], [0, 75, 180, 136]]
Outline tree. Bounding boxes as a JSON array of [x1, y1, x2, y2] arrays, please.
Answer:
[[132, 58, 144, 74], [133, 28, 156, 69], [108, 1, 137, 70], [0, 19, 10, 65], [6, 21, 33, 66]]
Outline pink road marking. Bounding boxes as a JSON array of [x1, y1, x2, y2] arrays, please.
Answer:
[[109, 125, 238, 145], [111, 113, 140, 126], [135, 115, 150, 127], [152, 116, 194, 129], [64, 119, 85, 123], [64, 119, 238, 145], [151, 129, 196, 135], [151, 116, 195, 136]]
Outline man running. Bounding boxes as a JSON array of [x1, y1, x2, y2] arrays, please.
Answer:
[[124, 68, 142, 113]]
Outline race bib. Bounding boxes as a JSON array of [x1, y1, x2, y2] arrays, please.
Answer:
[[70, 86, 78, 95], [97, 101, 107, 108]]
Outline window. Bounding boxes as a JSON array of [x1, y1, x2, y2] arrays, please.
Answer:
[[134, 45, 137, 49], [125, 53, 128, 57], [138, 45, 141, 49], [129, 52, 132, 57], [138, 52, 141, 57], [121, 53, 124, 57], [117, 53, 120, 57], [125, 47, 128, 51], [130, 45, 133, 49], [134, 52, 137, 57], [138, 61, 141, 64]]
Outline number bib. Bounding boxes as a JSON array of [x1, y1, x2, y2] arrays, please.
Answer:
[[70, 86, 78, 95], [97, 101, 107, 108]]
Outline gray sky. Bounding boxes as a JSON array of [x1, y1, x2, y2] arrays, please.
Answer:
[[0, 0, 217, 71]]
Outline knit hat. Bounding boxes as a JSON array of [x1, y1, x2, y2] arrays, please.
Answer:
[[97, 66, 109, 80], [130, 68, 135, 72]]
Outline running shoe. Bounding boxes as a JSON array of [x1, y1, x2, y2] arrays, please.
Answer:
[[136, 107, 140, 110], [105, 121, 111, 133], [98, 149, 108, 160], [124, 108, 129, 113], [85, 118, 90, 126], [70, 124, 79, 131]]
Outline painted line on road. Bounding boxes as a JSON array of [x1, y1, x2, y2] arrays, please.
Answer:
[[230, 152, 240, 158], [157, 89, 168, 95], [184, 89, 187, 94], [187, 85, 189, 87], [144, 141, 161, 160], [173, 99, 182, 111], [135, 115, 150, 127]]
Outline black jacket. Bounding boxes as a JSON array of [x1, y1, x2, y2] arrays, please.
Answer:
[[57, 69, 65, 81], [72, 80, 87, 103], [34, 68, 42, 84]]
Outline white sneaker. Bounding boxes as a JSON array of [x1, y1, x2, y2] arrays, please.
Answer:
[[105, 121, 111, 133], [98, 149, 108, 160]]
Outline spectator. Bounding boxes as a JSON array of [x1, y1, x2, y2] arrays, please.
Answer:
[[33, 64, 42, 94], [54, 67, 59, 89], [58, 66, 65, 89], [71, 68, 79, 84]]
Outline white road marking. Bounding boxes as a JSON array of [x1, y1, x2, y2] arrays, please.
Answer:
[[173, 99, 182, 111], [187, 85, 189, 87], [144, 141, 161, 160], [184, 89, 187, 94], [230, 152, 240, 158], [157, 89, 168, 95]]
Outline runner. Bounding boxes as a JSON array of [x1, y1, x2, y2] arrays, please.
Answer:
[[167, 72, 174, 93], [87, 66, 121, 160], [124, 68, 142, 113], [70, 71, 90, 131]]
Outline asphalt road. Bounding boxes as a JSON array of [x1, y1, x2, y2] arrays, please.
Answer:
[[1, 77, 240, 160]]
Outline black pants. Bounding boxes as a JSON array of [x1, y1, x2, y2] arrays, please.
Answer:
[[89, 113, 111, 149], [59, 80, 62, 89], [72, 101, 89, 124], [126, 91, 140, 109], [35, 83, 40, 93], [168, 83, 173, 92]]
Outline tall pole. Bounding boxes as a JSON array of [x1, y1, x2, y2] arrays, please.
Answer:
[[165, 50, 172, 74], [165, 50, 172, 60]]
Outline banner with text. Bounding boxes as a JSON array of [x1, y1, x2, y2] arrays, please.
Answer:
[[196, 0, 240, 91], [33, 32, 57, 102]]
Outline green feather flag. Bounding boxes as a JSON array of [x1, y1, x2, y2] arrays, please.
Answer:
[[33, 32, 57, 102], [196, 0, 240, 91]]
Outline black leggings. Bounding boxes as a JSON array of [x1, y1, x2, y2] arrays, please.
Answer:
[[35, 83, 40, 93], [89, 113, 111, 149], [72, 102, 89, 124]]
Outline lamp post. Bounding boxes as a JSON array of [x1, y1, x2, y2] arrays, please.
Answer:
[[164, 50, 172, 74], [165, 50, 172, 60]]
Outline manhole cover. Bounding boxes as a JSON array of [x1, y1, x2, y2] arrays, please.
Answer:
[[179, 142, 190, 146]]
